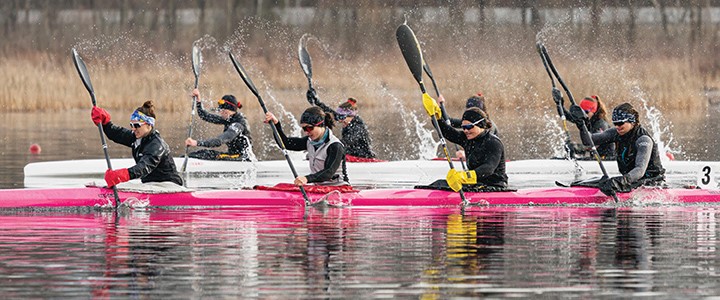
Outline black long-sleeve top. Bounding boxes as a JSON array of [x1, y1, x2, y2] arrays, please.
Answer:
[[437, 121, 508, 188]]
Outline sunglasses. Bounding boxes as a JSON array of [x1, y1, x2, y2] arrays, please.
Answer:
[[461, 118, 485, 130], [130, 122, 145, 129], [613, 121, 627, 126], [302, 120, 324, 133], [336, 114, 348, 121]]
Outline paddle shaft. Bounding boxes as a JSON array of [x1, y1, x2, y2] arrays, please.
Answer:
[[181, 74, 199, 174], [423, 63, 468, 171], [539, 44, 618, 202], [71, 49, 120, 207], [229, 52, 311, 205], [536, 44, 576, 160]]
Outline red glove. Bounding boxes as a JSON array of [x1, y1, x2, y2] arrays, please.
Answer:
[[91, 107, 111, 125], [104, 168, 130, 188]]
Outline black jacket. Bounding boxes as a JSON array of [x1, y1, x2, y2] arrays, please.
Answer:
[[102, 122, 183, 186], [438, 121, 508, 188], [196, 102, 252, 155], [315, 99, 376, 158]]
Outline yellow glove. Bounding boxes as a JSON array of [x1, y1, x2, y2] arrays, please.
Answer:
[[422, 93, 442, 119], [446, 170, 477, 192]]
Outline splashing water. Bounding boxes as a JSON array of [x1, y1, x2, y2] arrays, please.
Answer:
[[378, 86, 439, 160], [543, 113, 569, 159], [631, 86, 682, 161]]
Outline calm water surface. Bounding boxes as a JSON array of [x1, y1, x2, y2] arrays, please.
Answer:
[[0, 206, 719, 298]]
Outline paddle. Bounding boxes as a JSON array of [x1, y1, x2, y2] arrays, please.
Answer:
[[181, 45, 202, 176], [298, 34, 314, 91], [537, 43, 619, 202], [71, 48, 120, 208], [228, 52, 311, 206], [422, 61, 468, 171], [535, 43, 574, 158], [396, 23, 468, 205]]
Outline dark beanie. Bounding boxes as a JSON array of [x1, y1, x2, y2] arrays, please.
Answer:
[[218, 95, 240, 111], [466, 95, 486, 111]]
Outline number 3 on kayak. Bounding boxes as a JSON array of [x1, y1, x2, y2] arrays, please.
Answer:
[[697, 166, 719, 189]]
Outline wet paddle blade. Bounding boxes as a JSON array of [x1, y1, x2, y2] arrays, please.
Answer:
[[71, 48, 95, 103], [396, 24, 424, 84], [191, 45, 202, 79], [228, 52, 260, 100], [298, 35, 312, 80]]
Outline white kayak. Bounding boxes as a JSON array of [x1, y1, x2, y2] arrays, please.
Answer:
[[23, 157, 720, 189]]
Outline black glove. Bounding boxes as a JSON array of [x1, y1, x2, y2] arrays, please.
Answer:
[[306, 88, 318, 105], [552, 87, 564, 106], [598, 176, 630, 196], [568, 104, 588, 126]]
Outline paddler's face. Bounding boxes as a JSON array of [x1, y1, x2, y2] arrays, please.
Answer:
[[301, 123, 324, 140], [219, 108, 235, 120], [130, 121, 151, 138], [614, 121, 634, 136], [461, 120, 484, 140]]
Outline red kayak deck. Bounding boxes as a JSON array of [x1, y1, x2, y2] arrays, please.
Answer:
[[0, 186, 719, 209]]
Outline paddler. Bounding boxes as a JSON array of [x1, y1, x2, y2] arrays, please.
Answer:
[[91, 101, 183, 187], [264, 106, 349, 186], [438, 92, 500, 137], [307, 88, 377, 161], [573, 102, 665, 195], [422, 96, 508, 191], [184, 88, 253, 161], [563, 95, 615, 160]]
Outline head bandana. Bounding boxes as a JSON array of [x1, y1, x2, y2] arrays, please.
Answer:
[[612, 108, 636, 124], [130, 110, 156, 127], [335, 107, 356, 117]]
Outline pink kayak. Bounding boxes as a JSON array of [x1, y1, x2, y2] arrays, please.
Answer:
[[0, 185, 718, 208]]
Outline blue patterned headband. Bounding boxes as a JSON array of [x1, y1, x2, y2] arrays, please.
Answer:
[[611, 109, 636, 124], [130, 110, 155, 126]]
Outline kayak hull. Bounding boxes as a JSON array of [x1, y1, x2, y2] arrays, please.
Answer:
[[1, 186, 719, 209]]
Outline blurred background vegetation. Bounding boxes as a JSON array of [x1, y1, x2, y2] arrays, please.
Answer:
[[1, 0, 720, 112]]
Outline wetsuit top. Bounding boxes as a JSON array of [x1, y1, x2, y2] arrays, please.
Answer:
[[273, 122, 348, 184], [580, 124, 665, 183], [438, 121, 508, 188], [102, 122, 183, 186], [196, 102, 252, 155], [315, 99, 376, 159]]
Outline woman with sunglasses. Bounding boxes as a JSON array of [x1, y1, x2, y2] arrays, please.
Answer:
[[307, 89, 377, 161], [564, 95, 615, 159], [185, 89, 253, 161], [432, 107, 507, 190], [576, 102, 665, 195], [264, 106, 349, 186], [90, 101, 184, 187]]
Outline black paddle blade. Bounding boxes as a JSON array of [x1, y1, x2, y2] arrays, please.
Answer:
[[228, 52, 260, 99], [423, 63, 434, 81], [396, 24, 424, 84], [191, 45, 202, 79], [71, 48, 95, 102], [298, 35, 312, 80]]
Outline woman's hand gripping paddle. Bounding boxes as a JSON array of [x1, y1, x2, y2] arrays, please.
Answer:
[[537, 43, 618, 202], [396, 23, 469, 205], [181, 45, 202, 179], [71, 48, 120, 208], [228, 52, 311, 206], [422, 61, 468, 172]]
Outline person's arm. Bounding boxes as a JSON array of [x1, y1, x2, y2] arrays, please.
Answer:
[[273, 122, 307, 151], [437, 119, 466, 145], [197, 122, 243, 148], [579, 126, 617, 147], [306, 142, 345, 183], [625, 136, 654, 182], [127, 139, 166, 180], [472, 138, 503, 178], [449, 117, 463, 128], [102, 122, 135, 147], [196, 102, 226, 124]]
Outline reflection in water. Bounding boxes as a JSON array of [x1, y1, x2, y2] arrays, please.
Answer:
[[0, 207, 719, 297]]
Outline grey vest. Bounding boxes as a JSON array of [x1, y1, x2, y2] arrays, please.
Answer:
[[306, 131, 346, 185]]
